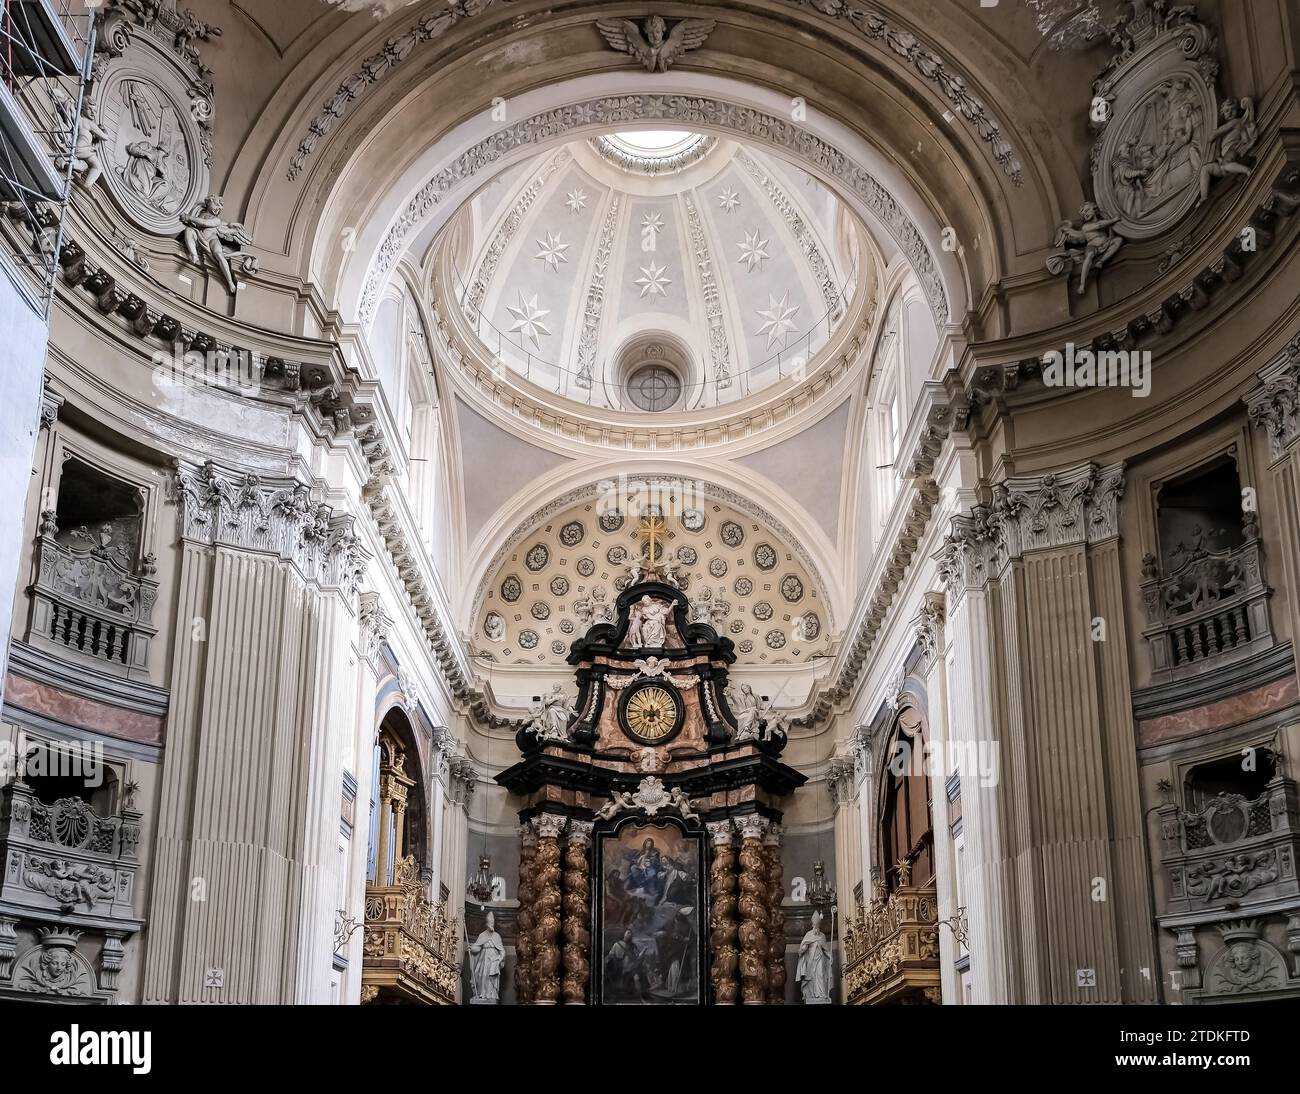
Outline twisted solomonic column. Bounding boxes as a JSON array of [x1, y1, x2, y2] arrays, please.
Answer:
[[562, 820, 593, 1005], [707, 820, 740, 1004], [764, 823, 787, 1004], [515, 826, 537, 1004], [734, 814, 770, 1005], [530, 813, 567, 1005]]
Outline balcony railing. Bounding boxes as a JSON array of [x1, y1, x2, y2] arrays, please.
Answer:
[[26, 517, 158, 674], [1139, 528, 1273, 684], [1158, 776, 1300, 917], [360, 855, 460, 1005], [842, 873, 941, 1005], [0, 779, 142, 925]]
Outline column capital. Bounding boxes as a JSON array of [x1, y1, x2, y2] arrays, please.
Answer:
[[762, 823, 784, 847], [1246, 332, 1300, 461], [733, 814, 769, 842], [519, 824, 537, 849], [171, 460, 367, 595], [707, 820, 735, 846], [937, 461, 1126, 598], [531, 813, 568, 840], [567, 820, 594, 847]]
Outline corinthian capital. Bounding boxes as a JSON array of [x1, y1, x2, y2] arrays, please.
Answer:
[[1246, 334, 1300, 461], [992, 461, 1126, 556], [732, 814, 769, 842], [171, 460, 367, 594]]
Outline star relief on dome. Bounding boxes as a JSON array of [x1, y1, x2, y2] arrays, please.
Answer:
[[534, 232, 570, 272], [737, 230, 770, 274], [756, 291, 800, 349], [506, 291, 551, 348], [717, 186, 741, 214], [641, 211, 666, 235], [636, 261, 672, 298], [565, 188, 589, 215]]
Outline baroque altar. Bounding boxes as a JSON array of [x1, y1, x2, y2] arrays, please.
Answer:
[[498, 576, 804, 1004]]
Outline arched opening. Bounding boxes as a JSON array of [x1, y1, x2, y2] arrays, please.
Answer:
[[878, 705, 934, 896], [367, 707, 428, 886]]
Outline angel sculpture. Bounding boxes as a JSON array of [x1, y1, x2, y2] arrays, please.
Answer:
[[526, 684, 577, 743], [1045, 202, 1124, 296], [179, 195, 257, 294], [595, 788, 637, 821], [1199, 98, 1257, 205], [596, 14, 716, 73]]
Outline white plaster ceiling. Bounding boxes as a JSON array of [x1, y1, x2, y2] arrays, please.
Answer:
[[453, 132, 861, 412]]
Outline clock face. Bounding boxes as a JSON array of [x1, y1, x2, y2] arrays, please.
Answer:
[[621, 683, 682, 745]]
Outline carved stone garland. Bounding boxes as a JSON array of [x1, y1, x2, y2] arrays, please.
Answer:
[[764, 823, 786, 1004], [707, 820, 740, 1004], [530, 814, 566, 1004], [735, 814, 770, 1004], [561, 821, 593, 1005]]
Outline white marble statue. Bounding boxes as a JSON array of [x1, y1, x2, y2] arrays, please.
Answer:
[[797, 909, 833, 1004], [468, 911, 504, 1004], [179, 194, 256, 294], [631, 595, 670, 648], [527, 684, 576, 742], [729, 683, 761, 741]]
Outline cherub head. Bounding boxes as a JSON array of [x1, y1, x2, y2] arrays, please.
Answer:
[[646, 15, 666, 46], [1080, 201, 1101, 221], [1221, 98, 1243, 121]]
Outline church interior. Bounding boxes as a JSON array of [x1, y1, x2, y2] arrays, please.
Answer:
[[1, 0, 1299, 1008]]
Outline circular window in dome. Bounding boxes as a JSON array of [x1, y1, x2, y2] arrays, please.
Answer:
[[626, 363, 683, 412]]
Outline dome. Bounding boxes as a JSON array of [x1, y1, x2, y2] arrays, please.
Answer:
[[443, 130, 867, 412]]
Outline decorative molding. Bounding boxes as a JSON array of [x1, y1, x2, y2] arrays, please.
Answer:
[[780, 0, 1024, 186], [936, 461, 1126, 598], [973, 161, 1300, 407], [573, 195, 621, 388], [358, 591, 393, 669], [737, 149, 841, 319], [463, 150, 569, 317], [591, 134, 717, 175], [801, 478, 940, 724], [286, 1, 512, 181], [683, 194, 733, 389], [362, 93, 947, 324], [171, 461, 366, 596], [1246, 331, 1300, 462]]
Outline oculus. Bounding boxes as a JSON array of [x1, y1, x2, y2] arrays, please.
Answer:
[[620, 681, 684, 745]]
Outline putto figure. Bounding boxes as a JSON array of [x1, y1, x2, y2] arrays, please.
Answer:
[[596, 14, 716, 73], [1045, 202, 1124, 295], [179, 195, 257, 294], [1199, 97, 1257, 205]]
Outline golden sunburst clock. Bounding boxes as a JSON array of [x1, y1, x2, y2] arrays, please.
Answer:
[[619, 681, 684, 745]]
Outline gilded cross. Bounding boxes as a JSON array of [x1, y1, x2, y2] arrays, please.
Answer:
[[635, 514, 667, 566]]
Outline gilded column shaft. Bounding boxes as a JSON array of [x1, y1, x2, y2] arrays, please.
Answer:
[[707, 821, 739, 1004], [735, 814, 770, 1004], [765, 825, 786, 1004], [530, 814, 566, 1005], [561, 821, 593, 1005], [515, 828, 536, 1004]]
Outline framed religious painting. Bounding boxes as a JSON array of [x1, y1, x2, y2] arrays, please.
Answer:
[[593, 816, 706, 1005]]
